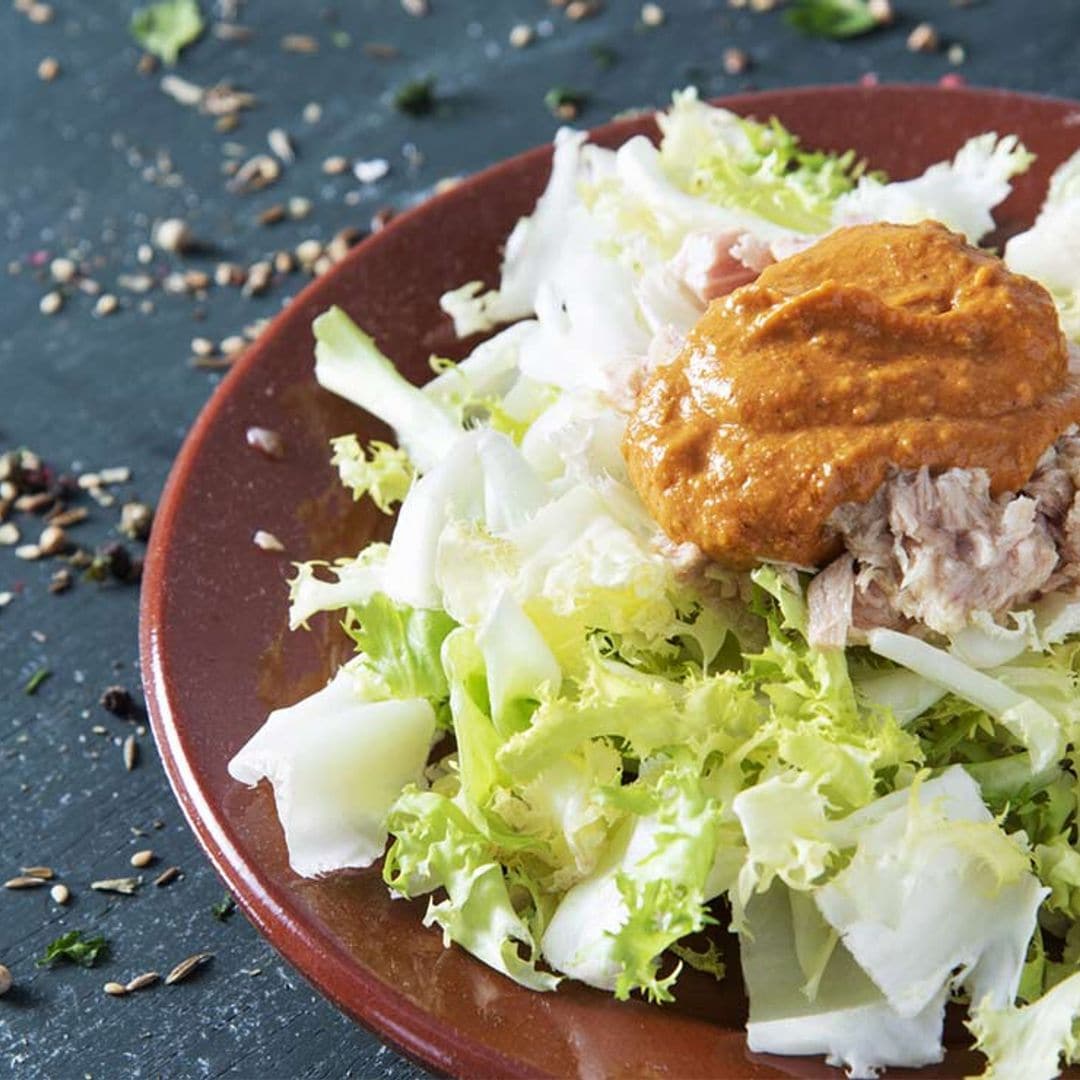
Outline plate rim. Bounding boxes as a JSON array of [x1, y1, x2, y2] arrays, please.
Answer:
[[139, 83, 1080, 1079]]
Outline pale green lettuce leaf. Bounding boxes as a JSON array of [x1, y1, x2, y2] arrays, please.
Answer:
[[130, 0, 203, 64], [228, 670, 436, 876], [330, 435, 414, 514]]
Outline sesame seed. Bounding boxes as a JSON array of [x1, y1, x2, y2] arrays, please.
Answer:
[[39, 291, 63, 316], [267, 127, 295, 164], [723, 46, 750, 75], [152, 217, 193, 254], [221, 335, 247, 356], [103, 982, 128, 997], [191, 337, 215, 358], [287, 196, 312, 219], [37, 56, 60, 81], [302, 101, 322, 124], [322, 155, 349, 176], [130, 849, 155, 868]]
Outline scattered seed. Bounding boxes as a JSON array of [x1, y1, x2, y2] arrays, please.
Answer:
[[79, 277, 102, 297], [50, 883, 70, 905], [153, 866, 180, 887], [153, 218, 193, 254], [103, 982, 128, 997], [267, 128, 295, 164], [220, 335, 247, 356], [509, 23, 534, 48], [281, 33, 318, 53], [401, 0, 428, 14], [0, 523, 18, 545], [907, 22, 939, 52], [165, 952, 212, 985], [91, 877, 141, 896], [544, 86, 587, 120], [99, 467, 131, 486], [185, 269, 210, 291], [242, 261, 272, 296], [36, 524, 66, 556], [229, 154, 281, 194], [39, 291, 63, 316], [253, 529, 285, 552], [118, 502, 153, 542], [302, 101, 322, 124], [20, 866, 53, 880], [130, 850, 154, 869], [123, 735, 138, 772], [641, 3, 665, 27], [322, 155, 349, 176], [0, 965, 10, 997], [26, 2, 53, 24], [37, 55, 60, 81], [565, 0, 601, 20], [215, 262, 245, 287], [5, 876, 47, 889], [125, 971, 160, 992], [257, 203, 286, 226], [394, 77, 436, 117], [295, 239, 323, 267], [363, 42, 399, 60], [723, 46, 750, 75], [213, 21, 252, 42], [15, 544, 41, 561], [371, 207, 395, 233], [93, 294, 118, 318], [49, 568, 73, 594], [312, 254, 333, 276], [353, 158, 389, 184], [867, 0, 893, 23], [191, 337, 215, 358], [273, 250, 294, 274], [50, 257, 76, 283], [245, 426, 285, 460], [328, 226, 362, 263], [948, 42, 966, 65], [0, 592, 13, 609]]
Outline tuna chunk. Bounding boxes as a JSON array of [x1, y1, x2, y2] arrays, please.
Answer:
[[669, 230, 773, 304], [806, 431, 1080, 647]]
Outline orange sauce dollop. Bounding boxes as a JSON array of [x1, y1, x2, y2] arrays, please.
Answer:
[[624, 221, 1080, 568]]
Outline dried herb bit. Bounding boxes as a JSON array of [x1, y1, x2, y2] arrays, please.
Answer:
[[211, 893, 236, 921], [37, 930, 108, 969], [393, 77, 436, 117], [785, 0, 878, 38], [590, 44, 618, 69], [24, 667, 51, 696], [544, 86, 588, 120], [130, 0, 205, 65]]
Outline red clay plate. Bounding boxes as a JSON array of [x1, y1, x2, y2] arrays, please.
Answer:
[[140, 86, 1080, 1079]]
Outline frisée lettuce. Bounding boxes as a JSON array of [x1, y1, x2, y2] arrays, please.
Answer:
[[228, 91, 1080, 1079]]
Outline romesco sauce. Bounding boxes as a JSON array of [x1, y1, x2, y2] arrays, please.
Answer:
[[624, 221, 1080, 568]]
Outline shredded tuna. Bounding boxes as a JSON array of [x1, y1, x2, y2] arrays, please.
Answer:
[[669, 230, 773, 304], [807, 430, 1080, 647]]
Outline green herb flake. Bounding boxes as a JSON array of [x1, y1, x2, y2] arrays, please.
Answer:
[[590, 44, 618, 70], [24, 667, 51, 696], [36, 930, 109, 969], [332, 30, 352, 49], [393, 77, 436, 117], [130, 0, 205, 65], [785, 0, 878, 39], [211, 893, 236, 921], [544, 86, 588, 118], [670, 938, 726, 982]]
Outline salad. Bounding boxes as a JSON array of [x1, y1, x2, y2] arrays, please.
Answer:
[[229, 90, 1080, 1078]]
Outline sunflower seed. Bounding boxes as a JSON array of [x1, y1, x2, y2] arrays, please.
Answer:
[[125, 971, 160, 992], [20, 866, 54, 880]]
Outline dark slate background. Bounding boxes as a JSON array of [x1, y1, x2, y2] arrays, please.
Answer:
[[2, 1, 1079, 1077]]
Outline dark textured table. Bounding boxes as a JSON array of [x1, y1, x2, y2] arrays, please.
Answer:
[[2, 2, 1079, 1077]]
